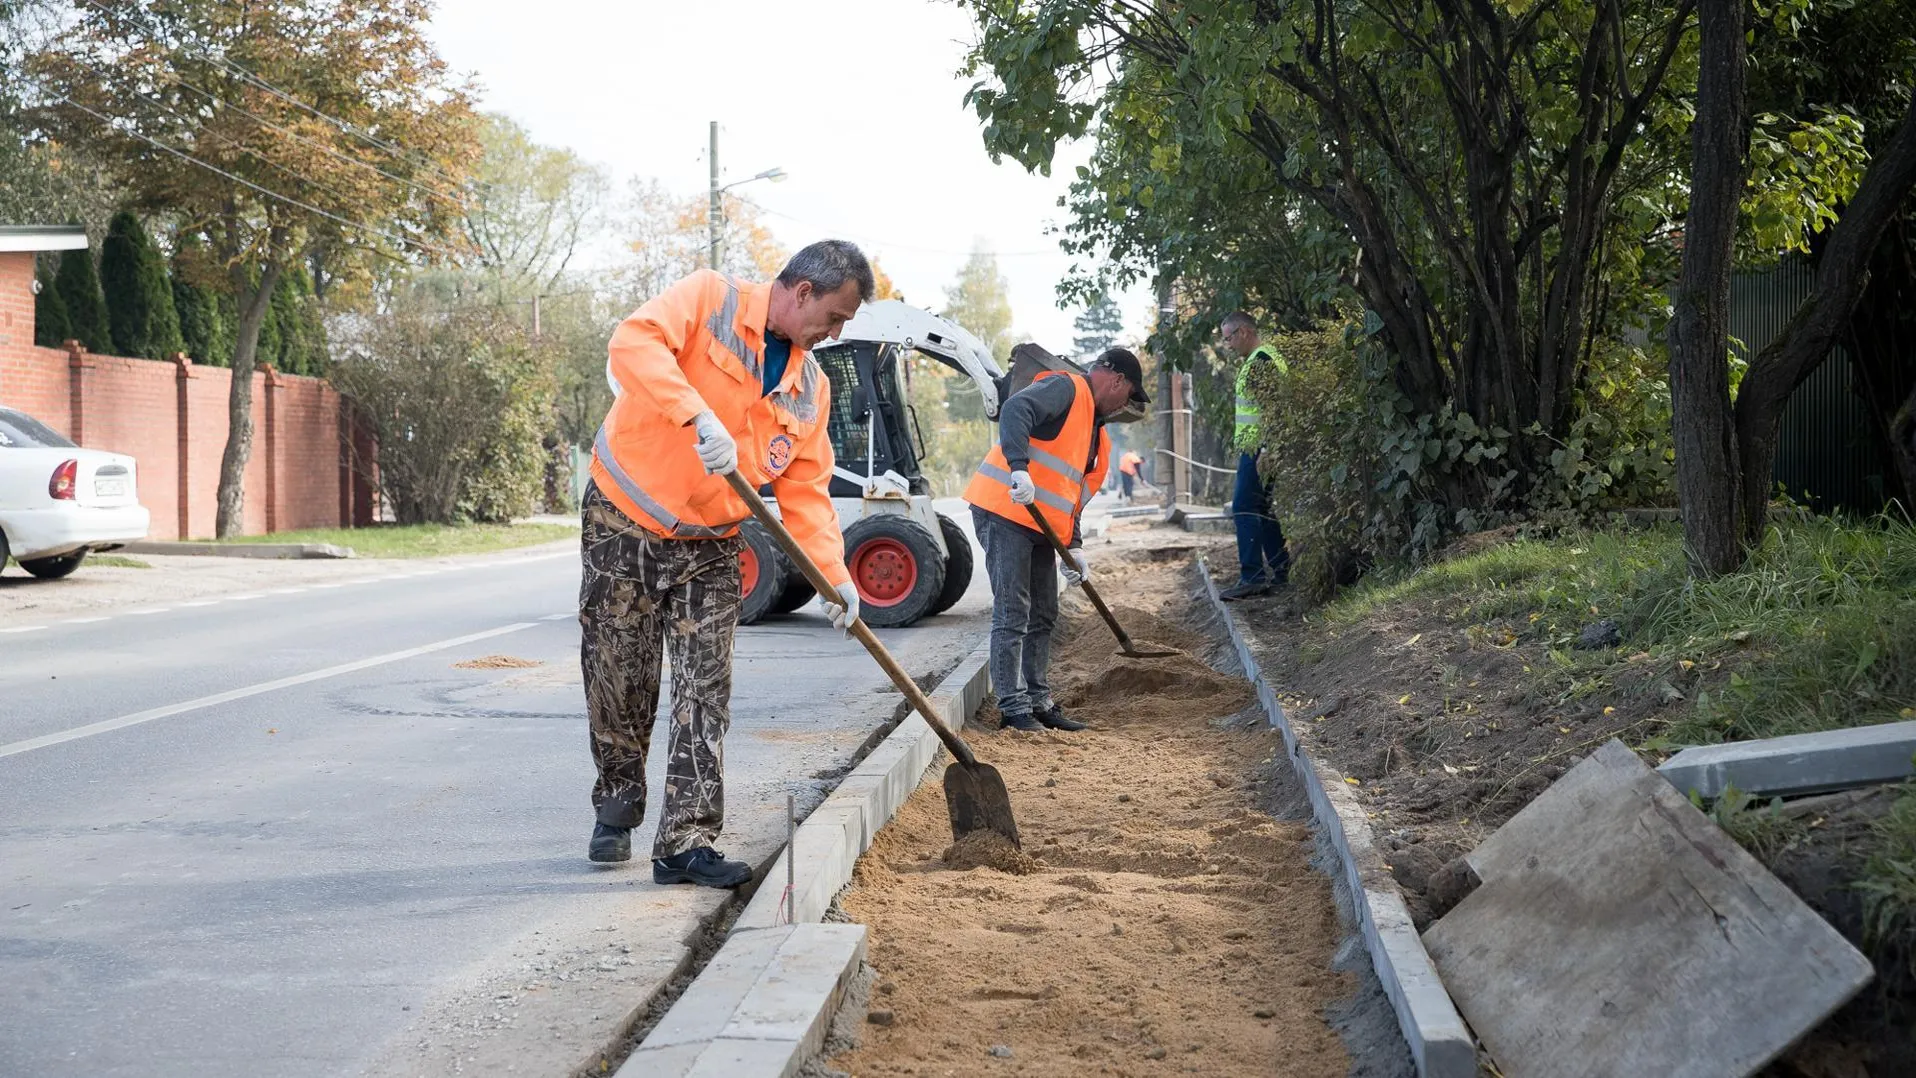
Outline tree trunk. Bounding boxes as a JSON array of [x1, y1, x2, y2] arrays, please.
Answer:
[[1734, 91, 1916, 544], [1667, 0, 1749, 577], [216, 259, 287, 538]]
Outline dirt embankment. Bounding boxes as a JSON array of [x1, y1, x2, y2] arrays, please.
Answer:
[[828, 555, 1363, 1077]]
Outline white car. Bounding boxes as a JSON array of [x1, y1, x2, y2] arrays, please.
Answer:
[[0, 406, 150, 579]]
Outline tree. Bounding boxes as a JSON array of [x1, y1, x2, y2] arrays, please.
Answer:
[[28, 0, 478, 534], [461, 112, 608, 294], [33, 259, 70, 346], [941, 244, 1015, 422], [52, 244, 107, 350], [1668, 0, 1750, 576], [329, 284, 551, 524], [1071, 289, 1122, 359], [100, 208, 183, 359], [171, 239, 228, 366]]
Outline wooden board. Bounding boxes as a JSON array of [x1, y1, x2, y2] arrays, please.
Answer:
[[1423, 739, 1873, 1078]]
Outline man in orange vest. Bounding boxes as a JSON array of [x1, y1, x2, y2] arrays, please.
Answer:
[[964, 347, 1150, 732], [583, 240, 873, 887]]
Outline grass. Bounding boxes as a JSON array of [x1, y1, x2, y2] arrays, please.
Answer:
[[217, 522, 577, 559], [1320, 516, 1916, 747], [1858, 784, 1916, 964], [91, 554, 152, 569]]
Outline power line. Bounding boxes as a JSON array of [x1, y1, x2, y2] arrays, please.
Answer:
[[737, 197, 1064, 260], [75, 0, 472, 193], [41, 88, 466, 260]]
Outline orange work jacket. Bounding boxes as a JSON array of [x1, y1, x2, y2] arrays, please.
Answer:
[[963, 371, 1111, 540], [592, 269, 850, 587]]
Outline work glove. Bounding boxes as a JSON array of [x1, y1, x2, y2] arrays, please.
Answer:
[[819, 581, 861, 635], [691, 410, 737, 475], [1007, 469, 1037, 506], [1062, 547, 1090, 587]]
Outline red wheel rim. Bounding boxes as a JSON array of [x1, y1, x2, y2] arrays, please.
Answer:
[[739, 544, 760, 598], [852, 537, 917, 607]]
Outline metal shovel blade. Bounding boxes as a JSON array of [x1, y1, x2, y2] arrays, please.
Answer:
[[1120, 643, 1181, 659], [943, 760, 1021, 849]]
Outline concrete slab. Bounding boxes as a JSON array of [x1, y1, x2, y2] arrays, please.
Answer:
[[119, 540, 355, 559], [1426, 740, 1873, 1078], [1181, 512, 1232, 534], [617, 923, 867, 1078], [1658, 720, 1916, 799], [1197, 553, 1475, 1078]]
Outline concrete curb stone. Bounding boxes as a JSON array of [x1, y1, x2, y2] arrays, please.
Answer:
[[119, 540, 355, 559], [1196, 553, 1477, 1078], [1658, 719, 1916, 799], [624, 638, 993, 1076]]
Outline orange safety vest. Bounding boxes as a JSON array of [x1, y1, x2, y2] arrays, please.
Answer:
[[591, 269, 850, 586], [964, 371, 1111, 538]]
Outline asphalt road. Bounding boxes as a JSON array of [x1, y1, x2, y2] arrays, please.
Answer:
[[0, 510, 991, 1076]]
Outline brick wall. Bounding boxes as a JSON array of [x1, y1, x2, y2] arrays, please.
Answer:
[[0, 249, 373, 539]]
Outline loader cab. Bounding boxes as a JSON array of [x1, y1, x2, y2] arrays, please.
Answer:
[[812, 340, 935, 497]]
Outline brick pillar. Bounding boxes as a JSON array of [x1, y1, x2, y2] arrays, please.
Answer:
[[262, 364, 279, 534], [65, 340, 89, 445], [174, 352, 193, 540]]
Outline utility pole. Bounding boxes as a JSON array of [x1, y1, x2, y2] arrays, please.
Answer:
[[1154, 272, 1180, 509], [708, 120, 721, 270]]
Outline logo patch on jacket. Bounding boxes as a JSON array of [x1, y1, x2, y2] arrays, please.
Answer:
[[766, 433, 794, 473]]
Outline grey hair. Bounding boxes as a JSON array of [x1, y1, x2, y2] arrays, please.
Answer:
[[776, 239, 876, 302], [1220, 310, 1257, 333]]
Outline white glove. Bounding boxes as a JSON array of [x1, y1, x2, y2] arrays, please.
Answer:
[[818, 581, 860, 634], [1007, 469, 1037, 506], [691, 410, 737, 475], [1062, 547, 1089, 586]]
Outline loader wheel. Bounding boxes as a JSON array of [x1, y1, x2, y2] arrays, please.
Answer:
[[843, 515, 946, 628], [737, 519, 789, 626], [771, 574, 815, 614], [927, 513, 974, 616]]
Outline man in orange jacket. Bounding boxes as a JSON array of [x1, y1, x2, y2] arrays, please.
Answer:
[[582, 240, 873, 887], [963, 347, 1149, 732]]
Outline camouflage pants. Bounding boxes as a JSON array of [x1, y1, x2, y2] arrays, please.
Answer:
[[579, 481, 742, 859]]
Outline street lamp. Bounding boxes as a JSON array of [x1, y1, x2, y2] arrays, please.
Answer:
[[708, 121, 786, 270]]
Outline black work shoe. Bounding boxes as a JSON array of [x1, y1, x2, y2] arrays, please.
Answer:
[[1219, 579, 1274, 601], [999, 711, 1045, 732], [1035, 704, 1087, 732], [589, 823, 632, 863], [653, 847, 753, 889]]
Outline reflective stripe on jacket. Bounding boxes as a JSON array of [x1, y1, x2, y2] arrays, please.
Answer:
[[1234, 343, 1289, 452], [591, 269, 850, 586]]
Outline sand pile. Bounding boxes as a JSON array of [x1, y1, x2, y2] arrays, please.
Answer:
[[453, 654, 543, 669], [942, 831, 1040, 875], [828, 555, 1350, 1077]]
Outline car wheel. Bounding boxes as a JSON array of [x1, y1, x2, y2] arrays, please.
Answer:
[[843, 515, 946, 628], [927, 513, 974, 616], [0, 527, 9, 575], [21, 551, 86, 580], [737, 519, 789, 626]]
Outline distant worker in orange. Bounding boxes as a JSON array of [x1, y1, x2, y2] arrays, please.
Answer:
[[1117, 448, 1144, 504], [581, 240, 874, 887], [964, 348, 1151, 733]]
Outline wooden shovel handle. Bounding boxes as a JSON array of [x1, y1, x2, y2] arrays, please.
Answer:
[[1023, 503, 1143, 655], [722, 471, 977, 767]]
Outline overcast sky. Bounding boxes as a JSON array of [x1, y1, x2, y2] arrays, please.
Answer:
[[426, 0, 1150, 350]]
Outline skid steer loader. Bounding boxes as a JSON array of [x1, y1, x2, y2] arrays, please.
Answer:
[[736, 301, 1015, 627]]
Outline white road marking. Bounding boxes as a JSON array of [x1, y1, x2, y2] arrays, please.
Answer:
[[0, 622, 539, 761], [178, 601, 217, 608], [125, 608, 169, 616], [228, 594, 264, 602], [540, 613, 575, 621], [64, 617, 110, 624], [1, 625, 47, 634], [269, 588, 306, 595]]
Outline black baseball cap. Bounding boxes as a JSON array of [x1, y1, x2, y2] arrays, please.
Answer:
[[1093, 347, 1151, 405]]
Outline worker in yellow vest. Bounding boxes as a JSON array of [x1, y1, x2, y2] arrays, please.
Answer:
[[583, 240, 871, 886], [964, 348, 1150, 731], [1220, 311, 1290, 600]]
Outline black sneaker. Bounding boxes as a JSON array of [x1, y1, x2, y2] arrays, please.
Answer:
[[1219, 578, 1274, 601], [999, 711, 1045, 732], [653, 847, 753, 889], [589, 823, 632, 863], [1035, 704, 1087, 732]]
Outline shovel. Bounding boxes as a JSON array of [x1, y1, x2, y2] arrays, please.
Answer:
[[722, 471, 1021, 849], [1025, 504, 1180, 659]]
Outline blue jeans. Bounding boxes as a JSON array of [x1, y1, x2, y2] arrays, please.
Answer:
[[971, 506, 1058, 717], [1232, 450, 1289, 585]]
